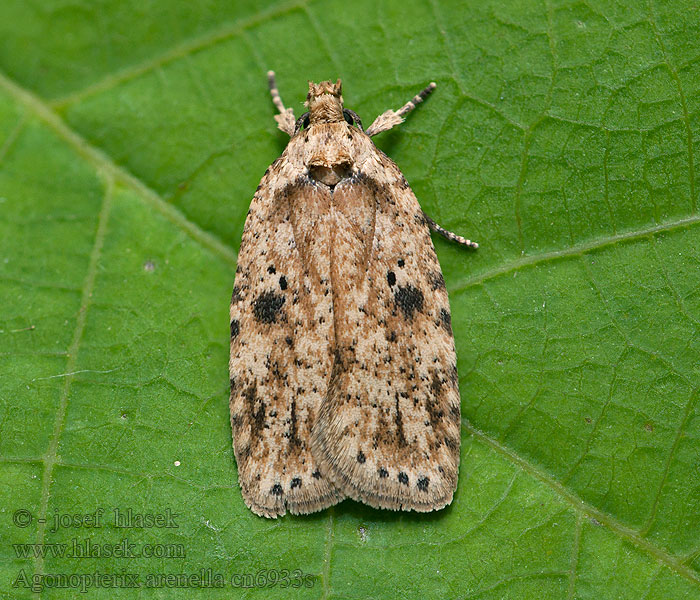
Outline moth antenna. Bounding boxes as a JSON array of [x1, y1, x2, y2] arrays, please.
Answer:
[[423, 212, 478, 249], [267, 70, 296, 136], [366, 81, 437, 137], [267, 71, 287, 113], [396, 81, 437, 117]]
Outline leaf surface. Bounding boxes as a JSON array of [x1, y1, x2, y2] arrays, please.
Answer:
[[1, 0, 699, 597]]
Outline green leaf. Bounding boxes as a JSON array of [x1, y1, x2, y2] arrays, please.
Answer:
[[1, 0, 699, 598]]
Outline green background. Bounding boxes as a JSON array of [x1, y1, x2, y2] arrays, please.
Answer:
[[1, 0, 700, 597]]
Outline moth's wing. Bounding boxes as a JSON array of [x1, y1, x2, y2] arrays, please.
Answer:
[[312, 149, 461, 512], [230, 156, 344, 517]]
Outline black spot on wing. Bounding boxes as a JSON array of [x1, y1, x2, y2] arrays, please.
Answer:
[[449, 364, 459, 387], [253, 291, 285, 324], [414, 212, 429, 226], [417, 476, 429, 491], [231, 285, 243, 303], [288, 398, 301, 451], [238, 444, 251, 466], [290, 477, 301, 489], [394, 394, 408, 448], [439, 308, 452, 335], [230, 319, 240, 339], [430, 371, 445, 399], [244, 384, 266, 439], [429, 271, 446, 291], [357, 450, 366, 464], [387, 271, 396, 287], [394, 284, 424, 319], [378, 467, 389, 478], [271, 483, 283, 496], [279, 275, 288, 290], [398, 471, 409, 485]]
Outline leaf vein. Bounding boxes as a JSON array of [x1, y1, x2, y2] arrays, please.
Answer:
[[32, 176, 113, 577], [50, 0, 309, 110], [0, 68, 238, 267], [448, 214, 700, 294], [461, 420, 700, 587]]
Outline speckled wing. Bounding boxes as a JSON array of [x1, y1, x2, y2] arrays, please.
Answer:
[[311, 149, 462, 512], [229, 158, 344, 517]]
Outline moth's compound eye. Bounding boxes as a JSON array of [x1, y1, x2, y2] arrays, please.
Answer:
[[342, 109, 363, 131]]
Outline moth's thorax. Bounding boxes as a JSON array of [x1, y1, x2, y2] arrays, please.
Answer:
[[295, 79, 374, 185], [306, 79, 344, 124], [294, 122, 369, 188]]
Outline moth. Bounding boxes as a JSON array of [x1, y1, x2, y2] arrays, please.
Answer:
[[229, 72, 477, 518]]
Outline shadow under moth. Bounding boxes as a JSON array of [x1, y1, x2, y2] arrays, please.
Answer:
[[229, 72, 477, 518]]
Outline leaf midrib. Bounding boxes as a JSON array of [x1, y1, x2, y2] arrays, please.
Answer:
[[463, 421, 700, 587], [0, 70, 237, 268], [47, 0, 308, 110]]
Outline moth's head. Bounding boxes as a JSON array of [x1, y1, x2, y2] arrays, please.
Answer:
[[305, 79, 344, 124]]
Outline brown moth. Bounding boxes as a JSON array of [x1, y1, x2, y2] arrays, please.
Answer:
[[229, 72, 477, 518]]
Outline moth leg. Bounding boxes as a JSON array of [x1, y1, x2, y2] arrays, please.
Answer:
[[423, 212, 479, 249], [365, 81, 437, 137], [267, 70, 296, 136]]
